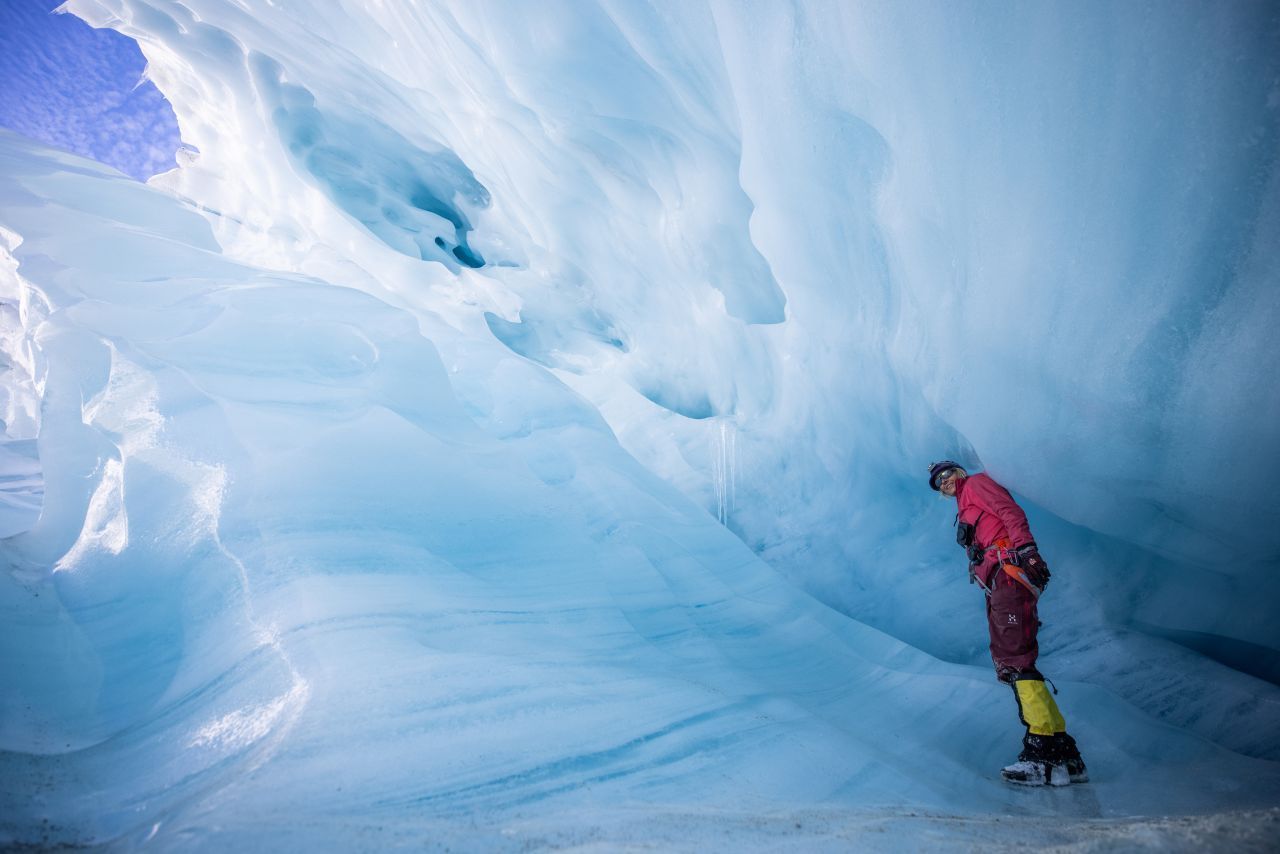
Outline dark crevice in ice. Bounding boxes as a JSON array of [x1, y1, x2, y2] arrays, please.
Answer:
[[1137, 622, 1280, 689]]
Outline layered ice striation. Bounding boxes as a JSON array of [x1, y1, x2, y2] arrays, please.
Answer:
[[2, 0, 1280, 848]]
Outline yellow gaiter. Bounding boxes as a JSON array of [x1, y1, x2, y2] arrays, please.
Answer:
[[1014, 680, 1067, 735]]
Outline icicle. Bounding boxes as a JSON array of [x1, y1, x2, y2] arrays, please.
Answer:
[[712, 417, 736, 526]]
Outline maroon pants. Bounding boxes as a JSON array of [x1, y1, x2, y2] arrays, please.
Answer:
[[985, 568, 1040, 682]]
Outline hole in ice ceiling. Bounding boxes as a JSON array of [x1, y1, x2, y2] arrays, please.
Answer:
[[637, 386, 718, 420], [0, 1, 181, 181], [270, 82, 489, 272], [435, 236, 485, 270]]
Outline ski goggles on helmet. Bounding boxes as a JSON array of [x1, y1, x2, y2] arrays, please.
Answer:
[[928, 460, 963, 491]]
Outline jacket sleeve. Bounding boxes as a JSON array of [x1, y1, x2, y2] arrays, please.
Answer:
[[971, 474, 1034, 548]]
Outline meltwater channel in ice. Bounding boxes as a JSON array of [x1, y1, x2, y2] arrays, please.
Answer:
[[3, 0, 1280, 848]]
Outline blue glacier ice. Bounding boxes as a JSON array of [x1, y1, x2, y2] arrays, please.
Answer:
[[2, 0, 1279, 849]]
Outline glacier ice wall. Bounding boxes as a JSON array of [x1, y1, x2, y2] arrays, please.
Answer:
[[0, 127, 1147, 848], [2, 0, 1279, 848]]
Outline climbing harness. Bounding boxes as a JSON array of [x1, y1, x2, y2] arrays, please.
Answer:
[[955, 518, 1042, 599]]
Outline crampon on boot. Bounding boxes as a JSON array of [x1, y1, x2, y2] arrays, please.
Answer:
[[1052, 732, 1089, 783], [1001, 734, 1069, 787]]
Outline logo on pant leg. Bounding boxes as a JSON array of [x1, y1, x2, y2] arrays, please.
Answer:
[[1007, 613, 1018, 624]]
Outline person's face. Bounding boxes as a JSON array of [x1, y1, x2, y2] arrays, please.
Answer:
[[938, 468, 962, 497]]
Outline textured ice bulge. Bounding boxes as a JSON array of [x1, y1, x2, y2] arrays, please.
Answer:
[[2, 0, 1278, 848]]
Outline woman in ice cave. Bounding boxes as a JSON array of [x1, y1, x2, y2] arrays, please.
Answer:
[[928, 460, 1089, 787]]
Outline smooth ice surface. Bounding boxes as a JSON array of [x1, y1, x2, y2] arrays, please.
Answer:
[[2, 0, 1279, 849]]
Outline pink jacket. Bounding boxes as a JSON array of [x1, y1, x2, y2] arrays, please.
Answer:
[[955, 472, 1034, 583]]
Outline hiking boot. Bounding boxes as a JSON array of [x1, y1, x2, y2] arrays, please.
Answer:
[[1001, 734, 1069, 787], [1052, 732, 1089, 783], [1001, 758, 1070, 786]]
